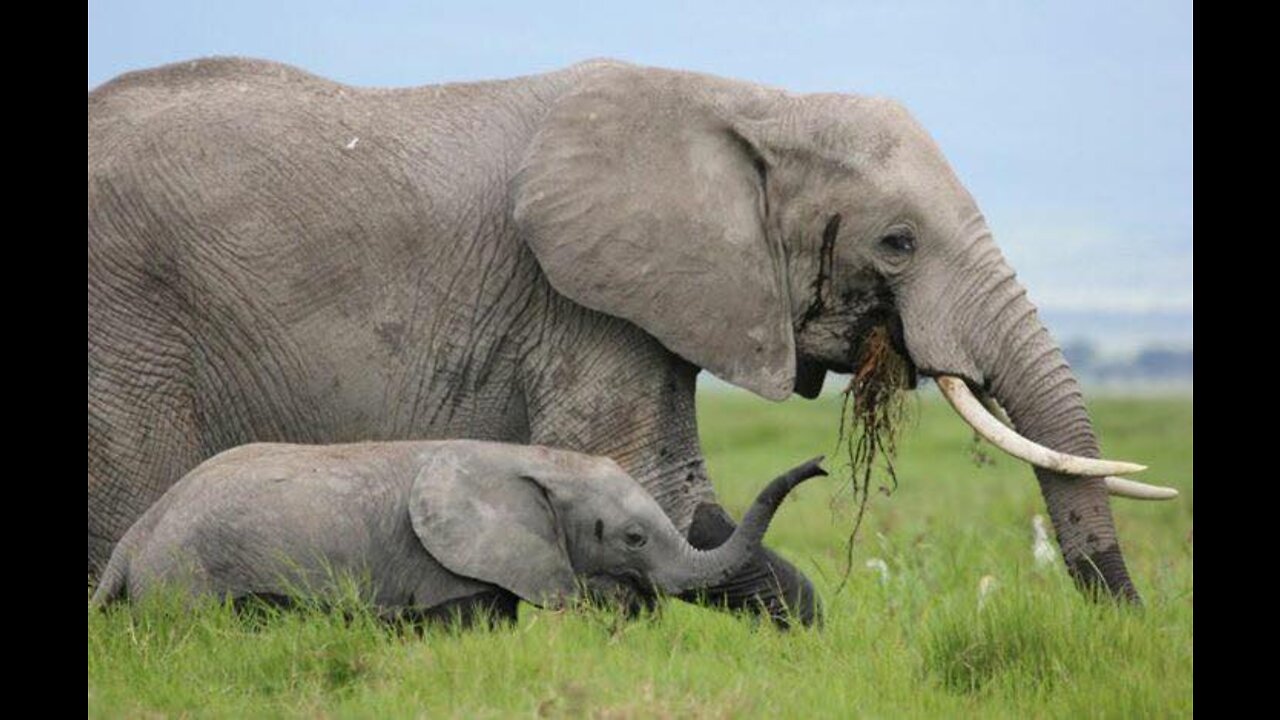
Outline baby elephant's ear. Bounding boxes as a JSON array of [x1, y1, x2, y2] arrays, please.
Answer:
[[409, 451, 578, 607]]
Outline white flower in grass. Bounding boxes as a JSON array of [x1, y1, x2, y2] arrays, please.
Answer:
[[977, 574, 998, 611], [865, 557, 889, 584], [1032, 514, 1057, 568]]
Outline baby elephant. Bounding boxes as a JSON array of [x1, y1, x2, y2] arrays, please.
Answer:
[[92, 440, 824, 625]]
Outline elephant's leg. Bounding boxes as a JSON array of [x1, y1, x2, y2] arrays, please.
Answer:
[[231, 593, 299, 625], [88, 243, 344, 576], [88, 436, 203, 576], [523, 315, 820, 627], [88, 346, 206, 576]]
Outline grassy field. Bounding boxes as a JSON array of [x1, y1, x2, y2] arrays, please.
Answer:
[[87, 392, 1193, 718]]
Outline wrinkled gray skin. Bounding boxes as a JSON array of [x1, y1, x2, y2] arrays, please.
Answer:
[[88, 58, 1138, 615], [91, 441, 825, 624]]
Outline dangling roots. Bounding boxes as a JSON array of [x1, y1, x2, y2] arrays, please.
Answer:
[[834, 325, 912, 592]]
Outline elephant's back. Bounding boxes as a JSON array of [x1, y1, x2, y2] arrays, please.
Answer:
[[87, 55, 557, 185], [90, 57, 331, 98], [89, 58, 345, 168], [86, 54, 557, 339], [125, 442, 432, 599], [169, 441, 431, 508]]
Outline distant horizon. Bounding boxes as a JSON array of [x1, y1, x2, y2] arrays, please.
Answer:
[[1038, 307, 1191, 354]]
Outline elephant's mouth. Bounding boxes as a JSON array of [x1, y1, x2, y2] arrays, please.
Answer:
[[794, 309, 917, 398], [584, 570, 658, 612], [857, 311, 917, 389], [812, 317, 917, 564]]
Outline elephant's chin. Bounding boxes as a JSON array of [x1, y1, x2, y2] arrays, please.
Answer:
[[793, 359, 827, 398]]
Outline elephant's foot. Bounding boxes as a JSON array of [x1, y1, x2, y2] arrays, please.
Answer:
[[677, 502, 821, 629]]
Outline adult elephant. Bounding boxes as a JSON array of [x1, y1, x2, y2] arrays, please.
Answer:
[[88, 57, 1161, 622]]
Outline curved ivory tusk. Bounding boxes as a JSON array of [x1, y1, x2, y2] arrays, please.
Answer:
[[1104, 476, 1179, 500], [977, 393, 1178, 501], [978, 394, 1015, 428], [935, 375, 1148, 476]]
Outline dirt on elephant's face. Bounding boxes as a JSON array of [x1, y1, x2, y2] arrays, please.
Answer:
[[833, 325, 912, 578]]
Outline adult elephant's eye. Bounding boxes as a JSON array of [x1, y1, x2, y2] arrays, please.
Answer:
[[881, 230, 916, 254], [624, 530, 647, 548]]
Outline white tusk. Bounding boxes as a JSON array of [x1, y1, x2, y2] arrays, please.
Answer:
[[1104, 476, 1179, 501], [935, 375, 1147, 477], [979, 394, 1015, 427], [977, 393, 1178, 501]]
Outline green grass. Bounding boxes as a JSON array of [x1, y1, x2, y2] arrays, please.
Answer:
[[87, 392, 1193, 718]]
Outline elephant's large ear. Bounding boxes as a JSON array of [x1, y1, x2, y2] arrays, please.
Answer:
[[513, 64, 796, 400], [409, 451, 578, 607]]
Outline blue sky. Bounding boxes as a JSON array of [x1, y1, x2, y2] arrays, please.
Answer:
[[88, 1, 1192, 346]]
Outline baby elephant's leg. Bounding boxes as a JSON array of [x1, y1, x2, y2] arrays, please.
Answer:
[[402, 590, 520, 630], [231, 592, 299, 622]]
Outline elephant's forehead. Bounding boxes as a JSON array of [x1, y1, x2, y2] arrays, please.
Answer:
[[611, 486, 659, 517], [793, 95, 947, 173]]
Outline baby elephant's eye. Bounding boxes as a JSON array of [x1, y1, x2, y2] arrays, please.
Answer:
[[624, 530, 647, 548]]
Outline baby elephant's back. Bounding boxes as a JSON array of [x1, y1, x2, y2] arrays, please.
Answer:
[[127, 442, 445, 601]]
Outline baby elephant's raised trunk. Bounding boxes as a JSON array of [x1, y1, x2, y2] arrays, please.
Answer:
[[653, 457, 826, 596]]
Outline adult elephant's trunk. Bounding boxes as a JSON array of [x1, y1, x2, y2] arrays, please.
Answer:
[[651, 458, 826, 595], [901, 228, 1141, 602], [986, 311, 1139, 601]]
